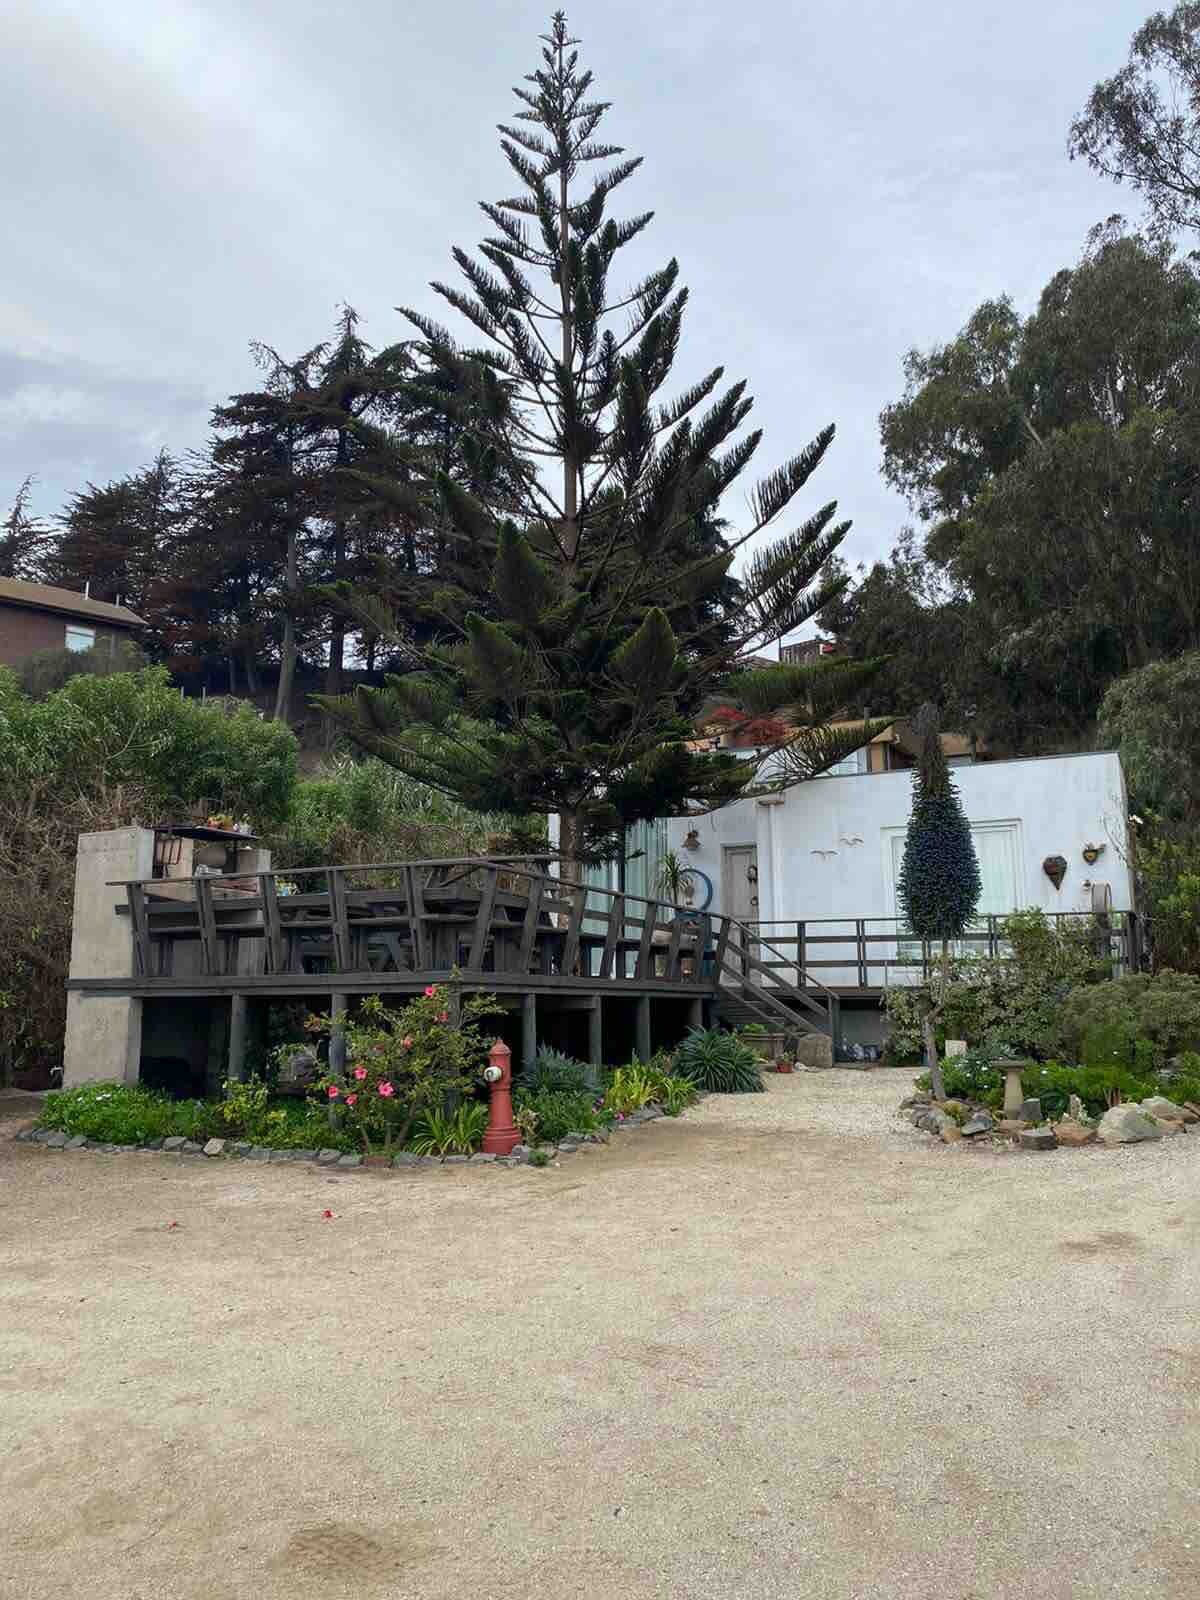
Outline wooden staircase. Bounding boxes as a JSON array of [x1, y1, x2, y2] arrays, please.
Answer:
[[712, 916, 836, 1039]]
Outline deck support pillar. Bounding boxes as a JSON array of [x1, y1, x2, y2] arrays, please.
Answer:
[[521, 991, 537, 1075], [635, 995, 651, 1062], [329, 993, 347, 1127], [227, 993, 248, 1084], [587, 997, 602, 1067], [687, 994, 704, 1033]]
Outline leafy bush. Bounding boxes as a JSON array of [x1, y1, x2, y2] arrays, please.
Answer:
[[512, 1087, 598, 1143], [309, 985, 501, 1155], [267, 756, 545, 871], [916, 1039, 1012, 1107], [408, 1100, 488, 1156], [885, 908, 1113, 1063], [518, 1046, 597, 1096], [1139, 837, 1200, 975], [1054, 970, 1200, 1069], [38, 1081, 215, 1144], [673, 1027, 765, 1093], [604, 1063, 658, 1114], [656, 1074, 698, 1116]]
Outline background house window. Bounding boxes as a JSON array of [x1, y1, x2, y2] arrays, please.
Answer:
[[824, 747, 868, 778], [64, 624, 96, 652]]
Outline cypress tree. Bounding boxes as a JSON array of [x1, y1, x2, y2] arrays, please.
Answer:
[[319, 11, 878, 869], [897, 704, 981, 1090]]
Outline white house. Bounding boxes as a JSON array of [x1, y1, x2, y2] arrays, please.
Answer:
[[654, 750, 1134, 1050]]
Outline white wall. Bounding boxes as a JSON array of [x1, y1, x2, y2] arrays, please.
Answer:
[[667, 752, 1132, 985]]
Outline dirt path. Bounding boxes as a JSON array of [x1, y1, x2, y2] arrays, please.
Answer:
[[2, 1071, 1198, 1600]]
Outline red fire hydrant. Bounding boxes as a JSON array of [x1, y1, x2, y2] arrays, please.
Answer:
[[481, 1039, 520, 1155]]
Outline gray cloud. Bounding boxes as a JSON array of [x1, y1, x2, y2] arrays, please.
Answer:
[[3, 0, 1147, 587]]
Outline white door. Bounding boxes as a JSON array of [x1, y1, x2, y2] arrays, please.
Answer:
[[722, 845, 759, 974]]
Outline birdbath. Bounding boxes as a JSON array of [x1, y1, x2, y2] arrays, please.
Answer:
[[998, 1059, 1030, 1117]]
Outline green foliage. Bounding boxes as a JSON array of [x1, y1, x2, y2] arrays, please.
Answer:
[[518, 1047, 597, 1096], [527, 1148, 552, 1168], [38, 1079, 356, 1151], [896, 707, 981, 942], [408, 1100, 488, 1156], [310, 985, 502, 1154], [38, 1082, 215, 1145], [266, 755, 543, 871], [1138, 835, 1200, 975], [0, 666, 298, 827], [884, 909, 1113, 1062], [915, 1040, 1011, 1106], [603, 1063, 658, 1115], [512, 1088, 599, 1144], [1054, 971, 1200, 1070], [1099, 653, 1200, 828], [15, 639, 149, 700], [673, 1027, 765, 1093]]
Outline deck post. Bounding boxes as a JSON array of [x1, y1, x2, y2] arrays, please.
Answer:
[[635, 994, 651, 1062], [329, 993, 348, 1128], [227, 994, 248, 1084], [521, 991, 537, 1074], [687, 994, 703, 1032], [587, 997, 602, 1066]]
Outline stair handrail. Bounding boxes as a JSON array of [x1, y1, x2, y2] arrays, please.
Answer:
[[713, 912, 835, 1022]]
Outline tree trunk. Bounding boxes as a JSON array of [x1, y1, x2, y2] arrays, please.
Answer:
[[922, 1010, 945, 1101], [557, 807, 584, 890], [243, 640, 261, 697], [272, 509, 300, 722]]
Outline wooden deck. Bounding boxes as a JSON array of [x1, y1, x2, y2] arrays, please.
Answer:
[[67, 857, 838, 1070]]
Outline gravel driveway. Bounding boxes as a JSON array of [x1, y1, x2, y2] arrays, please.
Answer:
[[2, 1071, 1197, 1600]]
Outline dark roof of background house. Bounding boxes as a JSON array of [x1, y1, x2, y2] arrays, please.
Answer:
[[0, 577, 146, 628]]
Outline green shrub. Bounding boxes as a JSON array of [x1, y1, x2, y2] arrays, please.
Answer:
[[673, 1027, 765, 1093], [408, 1100, 488, 1156], [916, 1040, 1012, 1107], [518, 1046, 597, 1096], [38, 1082, 217, 1145], [512, 1088, 598, 1143], [1055, 971, 1200, 1069], [527, 1148, 552, 1167]]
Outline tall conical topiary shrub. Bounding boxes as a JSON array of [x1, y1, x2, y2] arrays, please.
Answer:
[[897, 704, 981, 1094]]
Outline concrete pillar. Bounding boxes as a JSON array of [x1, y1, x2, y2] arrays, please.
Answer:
[[635, 995, 651, 1062], [521, 991, 537, 1074], [587, 998, 603, 1066], [63, 827, 155, 1088], [227, 995, 248, 1084]]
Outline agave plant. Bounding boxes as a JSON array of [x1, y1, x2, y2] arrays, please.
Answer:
[[673, 1028, 765, 1094], [518, 1047, 598, 1096]]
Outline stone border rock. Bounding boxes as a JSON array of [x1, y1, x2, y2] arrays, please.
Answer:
[[11, 1096, 696, 1172], [899, 1091, 1200, 1151]]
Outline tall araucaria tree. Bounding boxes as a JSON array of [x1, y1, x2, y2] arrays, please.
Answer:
[[896, 704, 982, 1095], [319, 11, 878, 868]]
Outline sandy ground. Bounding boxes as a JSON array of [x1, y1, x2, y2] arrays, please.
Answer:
[[1, 1071, 1198, 1600]]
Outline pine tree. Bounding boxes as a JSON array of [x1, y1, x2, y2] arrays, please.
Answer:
[[0, 478, 53, 580], [897, 704, 981, 1092], [319, 11, 877, 869]]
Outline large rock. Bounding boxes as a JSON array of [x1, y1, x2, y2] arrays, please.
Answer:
[[795, 1034, 834, 1071], [939, 1123, 963, 1143], [961, 1113, 994, 1138], [1053, 1121, 1096, 1147], [1067, 1094, 1090, 1124], [1139, 1096, 1191, 1123], [1096, 1105, 1163, 1145], [202, 1138, 225, 1157], [915, 1108, 955, 1137], [1018, 1127, 1058, 1151]]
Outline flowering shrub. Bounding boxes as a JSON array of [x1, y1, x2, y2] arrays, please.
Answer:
[[309, 985, 501, 1155]]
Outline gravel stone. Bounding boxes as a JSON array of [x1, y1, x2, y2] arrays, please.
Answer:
[[392, 1152, 422, 1167], [248, 1146, 272, 1161], [181, 1141, 205, 1156], [442, 1154, 468, 1165], [65, 1135, 87, 1150], [162, 1136, 187, 1152], [316, 1149, 341, 1165], [230, 1142, 253, 1157], [337, 1154, 363, 1168], [292, 1149, 318, 1161], [469, 1151, 496, 1163], [960, 1113, 994, 1137], [43, 1131, 68, 1148], [202, 1138, 225, 1157], [641, 1105, 663, 1121]]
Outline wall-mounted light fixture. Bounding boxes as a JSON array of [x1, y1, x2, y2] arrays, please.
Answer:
[[682, 828, 701, 851], [746, 863, 758, 884]]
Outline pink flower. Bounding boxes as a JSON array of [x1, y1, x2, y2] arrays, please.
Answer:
[[346, 1093, 358, 1107], [327, 1084, 340, 1099], [424, 985, 438, 998], [401, 1036, 413, 1049], [354, 1066, 368, 1081], [378, 1081, 395, 1098]]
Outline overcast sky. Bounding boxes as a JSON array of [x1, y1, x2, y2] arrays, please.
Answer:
[[2, 0, 1146, 581]]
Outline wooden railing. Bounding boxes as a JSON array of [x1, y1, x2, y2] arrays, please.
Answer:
[[737, 911, 1141, 989]]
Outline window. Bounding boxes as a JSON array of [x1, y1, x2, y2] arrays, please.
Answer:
[[824, 747, 868, 778], [887, 821, 1022, 958], [65, 624, 96, 652]]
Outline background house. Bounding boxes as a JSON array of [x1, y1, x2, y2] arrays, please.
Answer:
[[0, 577, 145, 668]]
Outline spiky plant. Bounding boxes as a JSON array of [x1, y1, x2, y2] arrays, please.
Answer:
[[673, 1027, 766, 1093]]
